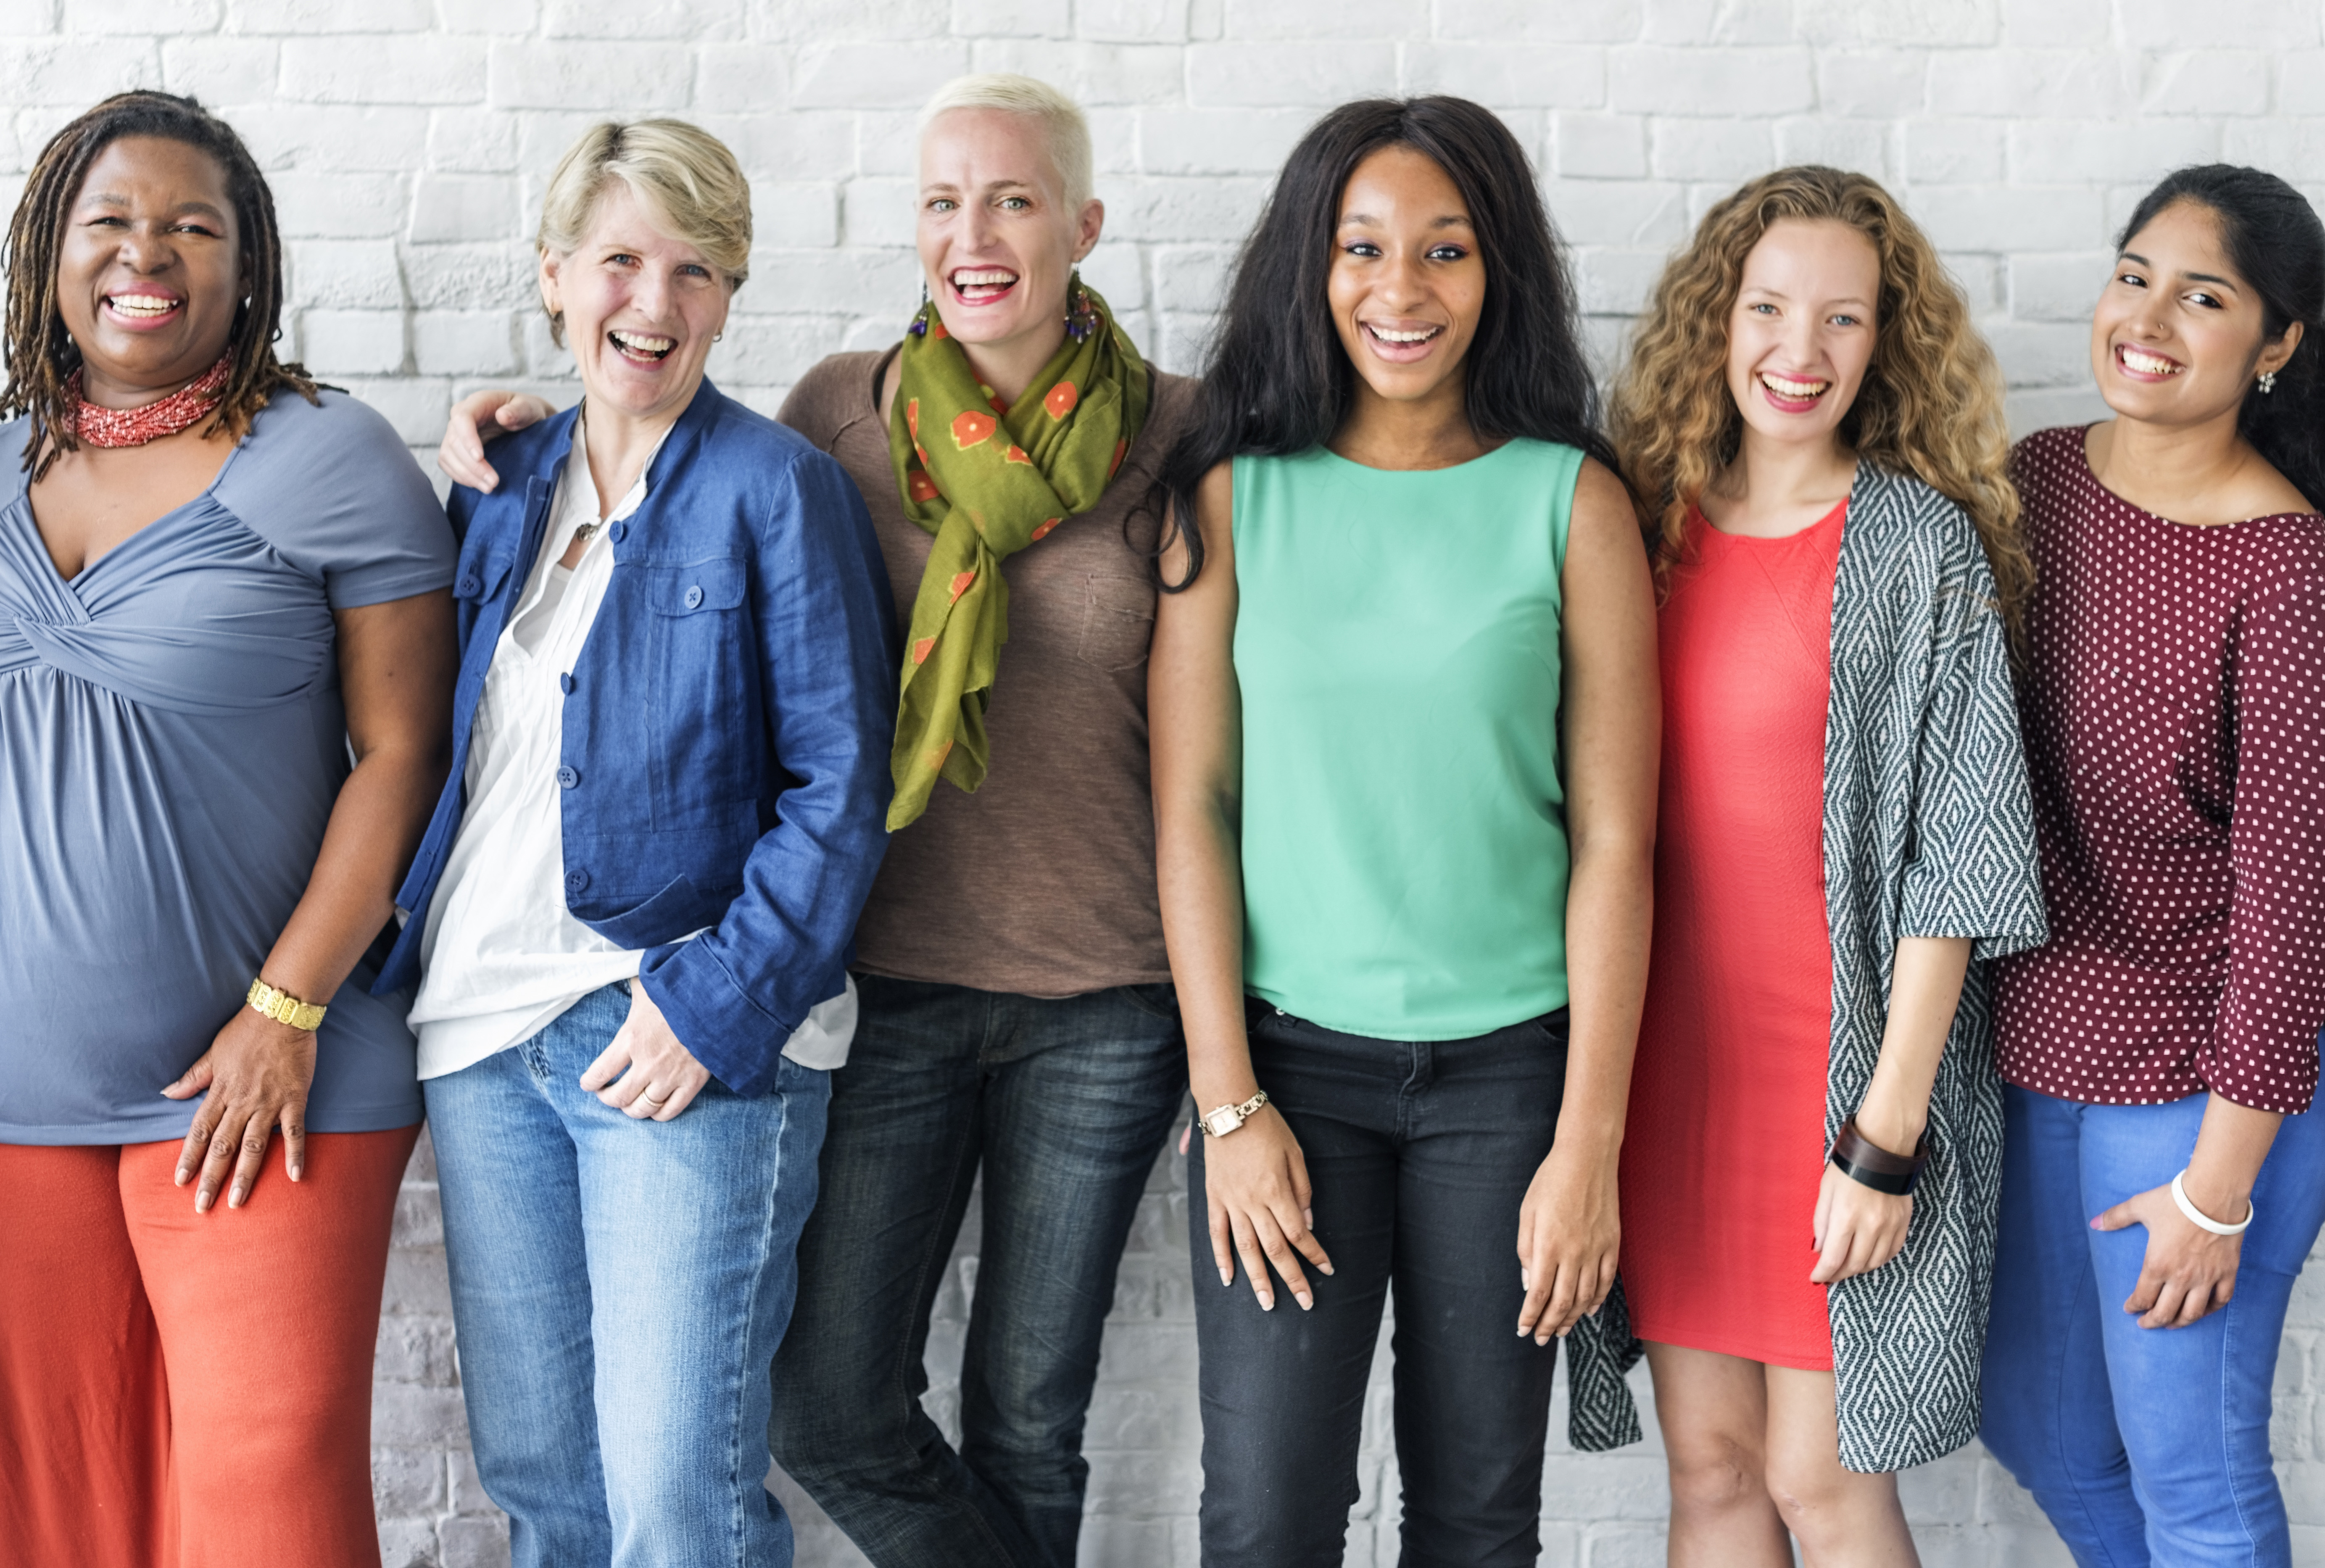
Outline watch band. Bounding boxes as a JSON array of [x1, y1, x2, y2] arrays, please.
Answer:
[[247, 977, 328, 1033], [1828, 1116, 1928, 1196], [1200, 1090, 1269, 1138]]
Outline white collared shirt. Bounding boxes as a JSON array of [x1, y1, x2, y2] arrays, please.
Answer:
[[409, 412, 855, 1080]]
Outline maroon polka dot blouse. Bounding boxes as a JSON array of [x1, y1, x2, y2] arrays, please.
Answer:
[[1994, 427, 2325, 1115]]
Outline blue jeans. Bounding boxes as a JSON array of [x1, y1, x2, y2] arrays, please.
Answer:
[[767, 975, 1186, 1568], [1980, 1082, 2325, 1567], [427, 983, 830, 1568], [1189, 1002, 1571, 1568]]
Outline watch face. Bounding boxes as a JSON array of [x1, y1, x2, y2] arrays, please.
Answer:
[[1202, 1108, 1236, 1136]]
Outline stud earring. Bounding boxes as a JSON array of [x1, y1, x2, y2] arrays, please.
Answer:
[[2259, 369, 2278, 394]]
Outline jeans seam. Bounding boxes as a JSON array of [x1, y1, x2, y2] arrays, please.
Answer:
[[2217, 1275, 2267, 1557], [2065, 1104, 2136, 1568], [885, 1055, 1020, 1566], [727, 1079, 787, 1568]]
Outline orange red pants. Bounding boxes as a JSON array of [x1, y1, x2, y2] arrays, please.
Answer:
[[0, 1127, 416, 1568]]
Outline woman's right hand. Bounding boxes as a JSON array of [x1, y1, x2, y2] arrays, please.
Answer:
[[439, 389, 556, 492], [1202, 1103, 1332, 1312]]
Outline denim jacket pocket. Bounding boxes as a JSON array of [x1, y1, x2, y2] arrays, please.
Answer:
[[643, 556, 757, 825]]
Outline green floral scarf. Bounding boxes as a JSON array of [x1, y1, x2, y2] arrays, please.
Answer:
[[883, 277, 1150, 830]]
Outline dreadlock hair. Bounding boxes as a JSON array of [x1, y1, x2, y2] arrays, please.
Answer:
[[3, 91, 316, 480]]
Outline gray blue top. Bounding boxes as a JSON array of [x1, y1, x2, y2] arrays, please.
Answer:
[[0, 388, 456, 1144]]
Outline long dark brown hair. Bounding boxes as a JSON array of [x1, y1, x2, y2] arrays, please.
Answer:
[[2, 91, 316, 480], [1154, 96, 1611, 588]]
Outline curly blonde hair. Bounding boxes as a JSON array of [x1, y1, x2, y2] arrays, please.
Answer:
[[1609, 166, 2030, 632]]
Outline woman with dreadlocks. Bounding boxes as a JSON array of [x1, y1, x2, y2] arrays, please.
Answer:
[[0, 93, 456, 1565]]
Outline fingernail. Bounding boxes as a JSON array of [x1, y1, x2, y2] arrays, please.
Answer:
[[1521, 1268, 1532, 1290], [1295, 1291, 1313, 1310], [174, 1167, 189, 1186], [228, 1190, 243, 1210], [1259, 1297, 1274, 1312], [1220, 1270, 1233, 1286], [289, 1165, 302, 1181], [1319, 1262, 1334, 1276], [194, 1192, 210, 1214], [1303, 1208, 1313, 1228]]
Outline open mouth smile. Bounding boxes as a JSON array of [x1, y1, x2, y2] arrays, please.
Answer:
[[609, 329, 676, 364], [1758, 371, 1832, 414], [102, 291, 184, 328], [2115, 343, 2184, 381], [1361, 321, 1444, 362], [950, 268, 1019, 306]]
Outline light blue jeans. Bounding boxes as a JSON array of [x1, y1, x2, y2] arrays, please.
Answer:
[[427, 983, 829, 1568], [1980, 1081, 2325, 1567]]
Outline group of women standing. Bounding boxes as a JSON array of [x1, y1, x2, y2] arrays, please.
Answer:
[[0, 71, 2318, 1568]]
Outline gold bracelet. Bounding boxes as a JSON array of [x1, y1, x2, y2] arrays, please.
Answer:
[[247, 977, 328, 1032]]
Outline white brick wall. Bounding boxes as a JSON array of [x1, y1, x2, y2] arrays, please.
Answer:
[[10, 0, 2322, 1562]]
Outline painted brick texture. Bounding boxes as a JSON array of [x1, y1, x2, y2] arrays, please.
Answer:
[[9, 0, 2322, 1563]]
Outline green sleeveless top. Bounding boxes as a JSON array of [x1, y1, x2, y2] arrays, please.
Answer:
[[1232, 438, 1582, 1041]]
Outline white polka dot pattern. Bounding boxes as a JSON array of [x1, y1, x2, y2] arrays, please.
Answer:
[[1994, 427, 2325, 1115]]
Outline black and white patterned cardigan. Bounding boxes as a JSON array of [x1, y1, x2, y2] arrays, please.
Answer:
[[1564, 461, 2049, 1473]]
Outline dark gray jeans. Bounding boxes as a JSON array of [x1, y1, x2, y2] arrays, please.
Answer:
[[768, 975, 1186, 1568], [1189, 1001, 1571, 1568]]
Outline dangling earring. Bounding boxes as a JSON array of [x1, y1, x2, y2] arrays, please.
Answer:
[[2259, 369, 2278, 394], [910, 279, 931, 337], [1065, 275, 1097, 343]]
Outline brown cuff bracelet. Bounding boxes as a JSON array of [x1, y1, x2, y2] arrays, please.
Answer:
[[1829, 1117, 1930, 1196]]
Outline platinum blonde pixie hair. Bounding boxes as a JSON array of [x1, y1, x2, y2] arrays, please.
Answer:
[[918, 74, 1094, 208], [537, 119, 751, 343]]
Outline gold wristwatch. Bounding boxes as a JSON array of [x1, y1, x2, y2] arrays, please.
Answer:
[[1199, 1090, 1270, 1138], [247, 977, 328, 1032]]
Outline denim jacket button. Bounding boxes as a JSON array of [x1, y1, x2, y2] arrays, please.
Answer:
[[564, 868, 588, 893], [556, 765, 579, 788], [559, 672, 576, 694], [683, 585, 704, 610], [609, 521, 628, 544], [456, 574, 479, 595]]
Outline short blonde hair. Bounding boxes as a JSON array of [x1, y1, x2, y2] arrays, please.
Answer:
[[918, 74, 1093, 208], [537, 119, 751, 342]]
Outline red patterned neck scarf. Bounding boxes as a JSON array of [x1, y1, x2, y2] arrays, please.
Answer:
[[65, 353, 233, 448]]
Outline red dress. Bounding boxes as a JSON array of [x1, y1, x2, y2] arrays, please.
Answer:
[[1620, 501, 1844, 1370]]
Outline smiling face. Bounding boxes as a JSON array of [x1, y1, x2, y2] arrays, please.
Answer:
[[539, 177, 731, 427], [1724, 217, 1881, 452], [1326, 145, 1486, 410], [2091, 198, 2302, 429], [56, 135, 243, 408], [917, 107, 1101, 360]]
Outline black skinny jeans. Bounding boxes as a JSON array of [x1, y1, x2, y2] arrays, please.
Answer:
[[1189, 1001, 1570, 1568]]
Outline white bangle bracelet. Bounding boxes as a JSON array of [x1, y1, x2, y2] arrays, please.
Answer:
[[2171, 1169, 2254, 1237]]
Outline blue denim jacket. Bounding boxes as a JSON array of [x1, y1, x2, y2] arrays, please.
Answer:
[[377, 381, 899, 1096]]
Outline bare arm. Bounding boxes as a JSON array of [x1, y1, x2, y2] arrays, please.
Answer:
[[166, 590, 458, 1209], [1151, 463, 1330, 1312], [1811, 934, 1971, 1283], [1516, 457, 1660, 1343]]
